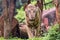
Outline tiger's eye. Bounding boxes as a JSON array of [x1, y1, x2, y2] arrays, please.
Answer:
[[28, 10, 31, 13]]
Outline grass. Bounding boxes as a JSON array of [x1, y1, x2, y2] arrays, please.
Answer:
[[0, 37, 22, 40], [0, 37, 42, 40]]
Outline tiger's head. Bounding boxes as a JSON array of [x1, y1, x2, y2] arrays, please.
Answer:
[[25, 4, 40, 21]]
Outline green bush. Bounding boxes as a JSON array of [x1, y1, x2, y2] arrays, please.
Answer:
[[15, 7, 25, 23], [42, 24, 60, 40]]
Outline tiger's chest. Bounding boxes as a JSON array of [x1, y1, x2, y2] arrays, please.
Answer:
[[27, 17, 40, 29]]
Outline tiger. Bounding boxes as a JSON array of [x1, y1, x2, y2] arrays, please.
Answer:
[[25, 4, 41, 38]]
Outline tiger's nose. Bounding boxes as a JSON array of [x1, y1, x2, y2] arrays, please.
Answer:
[[29, 16, 35, 20], [32, 16, 35, 19]]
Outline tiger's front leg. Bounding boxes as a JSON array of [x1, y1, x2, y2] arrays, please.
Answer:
[[36, 26, 41, 37], [23, 25, 34, 38]]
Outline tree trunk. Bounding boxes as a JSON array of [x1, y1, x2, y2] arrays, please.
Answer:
[[2, 0, 15, 38], [54, 0, 60, 25]]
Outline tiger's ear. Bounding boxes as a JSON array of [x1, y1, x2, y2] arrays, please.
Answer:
[[36, 0, 43, 12], [23, 0, 31, 10], [24, 3, 28, 10]]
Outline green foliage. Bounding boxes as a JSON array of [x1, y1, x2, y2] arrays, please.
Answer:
[[44, 0, 54, 10], [42, 24, 60, 40], [31, 0, 36, 5], [45, 0, 52, 3], [28, 37, 43, 40], [0, 37, 22, 40], [15, 7, 25, 23]]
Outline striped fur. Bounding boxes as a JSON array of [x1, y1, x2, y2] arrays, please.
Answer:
[[25, 4, 41, 38]]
